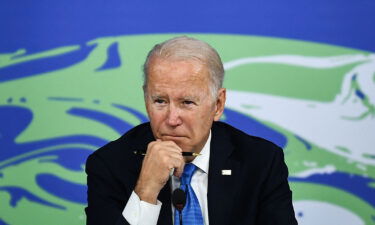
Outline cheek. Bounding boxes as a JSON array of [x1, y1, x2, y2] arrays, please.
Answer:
[[197, 105, 216, 121], [189, 110, 214, 131], [147, 107, 164, 124], [149, 113, 165, 138], [149, 111, 164, 124]]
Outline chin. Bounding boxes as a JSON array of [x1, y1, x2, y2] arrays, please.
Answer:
[[169, 142, 192, 152]]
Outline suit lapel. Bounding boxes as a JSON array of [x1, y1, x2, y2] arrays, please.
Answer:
[[207, 122, 241, 225]]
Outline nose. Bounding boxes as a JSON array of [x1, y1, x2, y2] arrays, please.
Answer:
[[166, 104, 182, 127]]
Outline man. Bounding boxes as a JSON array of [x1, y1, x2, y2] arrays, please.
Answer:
[[85, 36, 297, 225]]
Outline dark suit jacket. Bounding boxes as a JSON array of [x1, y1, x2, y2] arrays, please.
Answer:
[[85, 121, 297, 225]]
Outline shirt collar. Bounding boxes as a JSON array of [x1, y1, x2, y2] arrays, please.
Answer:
[[191, 130, 211, 174]]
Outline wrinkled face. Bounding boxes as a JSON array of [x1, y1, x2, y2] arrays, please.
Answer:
[[144, 57, 226, 153]]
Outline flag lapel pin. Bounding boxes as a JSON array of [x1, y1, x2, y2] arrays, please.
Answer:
[[221, 170, 232, 175]]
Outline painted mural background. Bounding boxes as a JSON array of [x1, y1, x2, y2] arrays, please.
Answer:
[[1, 1, 374, 224]]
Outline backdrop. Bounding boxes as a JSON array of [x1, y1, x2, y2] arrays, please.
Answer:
[[1, 1, 374, 224]]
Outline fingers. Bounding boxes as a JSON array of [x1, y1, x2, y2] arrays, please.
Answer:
[[164, 152, 185, 177], [147, 140, 182, 155], [141, 140, 185, 182], [147, 140, 183, 161], [147, 140, 185, 177], [173, 159, 185, 177], [135, 140, 187, 203], [159, 146, 184, 177]]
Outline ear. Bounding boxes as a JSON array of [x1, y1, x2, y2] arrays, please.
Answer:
[[213, 88, 226, 121]]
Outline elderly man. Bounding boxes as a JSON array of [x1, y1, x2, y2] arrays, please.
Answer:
[[85, 36, 297, 225]]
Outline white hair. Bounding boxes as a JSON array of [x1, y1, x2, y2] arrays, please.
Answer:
[[143, 36, 224, 99]]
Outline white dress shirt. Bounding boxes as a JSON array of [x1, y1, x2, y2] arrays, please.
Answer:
[[123, 132, 211, 225]]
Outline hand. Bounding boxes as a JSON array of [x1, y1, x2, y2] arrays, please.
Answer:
[[134, 140, 185, 204]]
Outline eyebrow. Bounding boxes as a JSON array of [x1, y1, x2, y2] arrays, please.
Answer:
[[178, 96, 199, 102], [150, 95, 200, 102], [150, 95, 164, 99]]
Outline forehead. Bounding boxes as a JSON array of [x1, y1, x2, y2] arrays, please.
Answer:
[[147, 57, 210, 83]]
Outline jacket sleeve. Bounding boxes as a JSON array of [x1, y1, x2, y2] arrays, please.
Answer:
[[85, 153, 130, 225], [256, 148, 298, 225]]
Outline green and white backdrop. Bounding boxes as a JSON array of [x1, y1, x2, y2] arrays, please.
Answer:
[[0, 1, 374, 224]]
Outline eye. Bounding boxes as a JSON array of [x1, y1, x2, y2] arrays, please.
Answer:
[[154, 99, 166, 104], [183, 100, 195, 105]]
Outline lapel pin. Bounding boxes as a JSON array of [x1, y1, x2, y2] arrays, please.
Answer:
[[221, 170, 232, 175]]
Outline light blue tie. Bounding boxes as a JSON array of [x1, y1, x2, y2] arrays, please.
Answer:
[[174, 163, 204, 225]]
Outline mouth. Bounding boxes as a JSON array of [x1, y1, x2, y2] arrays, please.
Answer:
[[161, 134, 187, 140]]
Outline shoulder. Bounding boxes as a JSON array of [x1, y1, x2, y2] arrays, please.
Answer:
[[85, 123, 153, 202], [213, 121, 281, 151], [212, 121, 283, 161], [86, 122, 153, 167]]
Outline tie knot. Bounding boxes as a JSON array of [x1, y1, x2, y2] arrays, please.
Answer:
[[181, 163, 197, 185]]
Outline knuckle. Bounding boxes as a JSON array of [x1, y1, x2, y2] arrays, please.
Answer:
[[162, 156, 170, 165], [147, 142, 156, 151]]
